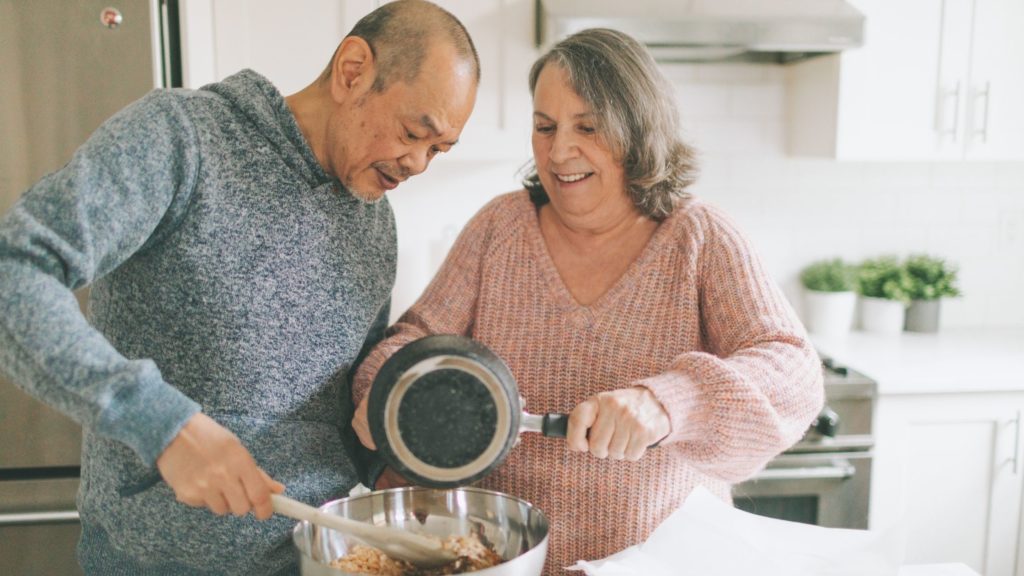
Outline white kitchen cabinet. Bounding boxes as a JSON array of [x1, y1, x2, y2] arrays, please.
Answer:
[[787, 0, 1024, 160], [177, 0, 534, 162], [871, 392, 1024, 576]]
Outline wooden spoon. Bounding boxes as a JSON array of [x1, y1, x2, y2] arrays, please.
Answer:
[[271, 493, 457, 568]]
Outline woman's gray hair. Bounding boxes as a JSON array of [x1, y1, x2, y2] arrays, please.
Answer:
[[522, 28, 698, 220]]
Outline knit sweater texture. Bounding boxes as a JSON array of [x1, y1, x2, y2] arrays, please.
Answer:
[[0, 70, 396, 575], [353, 190, 823, 574]]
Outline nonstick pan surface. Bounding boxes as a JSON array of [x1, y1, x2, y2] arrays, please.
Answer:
[[368, 335, 568, 488]]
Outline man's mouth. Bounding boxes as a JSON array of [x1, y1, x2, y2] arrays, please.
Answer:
[[376, 168, 401, 191], [555, 172, 593, 184]]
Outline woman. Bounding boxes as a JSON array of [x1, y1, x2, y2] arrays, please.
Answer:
[[352, 28, 823, 573]]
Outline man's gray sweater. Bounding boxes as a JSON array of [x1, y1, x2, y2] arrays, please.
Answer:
[[0, 70, 396, 574]]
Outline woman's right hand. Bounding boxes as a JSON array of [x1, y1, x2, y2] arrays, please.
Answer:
[[156, 412, 285, 520]]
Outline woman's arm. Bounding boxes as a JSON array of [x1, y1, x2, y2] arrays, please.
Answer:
[[634, 204, 824, 483]]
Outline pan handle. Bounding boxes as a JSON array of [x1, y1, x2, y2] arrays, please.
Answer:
[[519, 412, 569, 437], [542, 413, 569, 437], [522, 413, 661, 447]]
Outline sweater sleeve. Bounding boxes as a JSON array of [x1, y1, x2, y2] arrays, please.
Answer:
[[351, 197, 500, 411], [634, 204, 823, 483], [0, 90, 202, 467]]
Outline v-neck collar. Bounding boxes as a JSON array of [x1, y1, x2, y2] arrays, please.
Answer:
[[520, 194, 672, 319]]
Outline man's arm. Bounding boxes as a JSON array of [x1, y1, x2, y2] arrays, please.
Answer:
[[0, 90, 283, 518]]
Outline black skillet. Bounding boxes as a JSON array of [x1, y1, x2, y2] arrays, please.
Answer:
[[367, 334, 571, 488]]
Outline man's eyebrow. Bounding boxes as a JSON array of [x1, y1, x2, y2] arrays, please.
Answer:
[[420, 115, 459, 146]]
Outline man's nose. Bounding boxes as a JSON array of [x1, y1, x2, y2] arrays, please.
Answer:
[[398, 146, 431, 176]]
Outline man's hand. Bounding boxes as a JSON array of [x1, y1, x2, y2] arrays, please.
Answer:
[[567, 386, 670, 461], [157, 412, 285, 520]]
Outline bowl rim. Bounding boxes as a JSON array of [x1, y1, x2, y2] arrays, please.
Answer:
[[290, 486, 550, 562]]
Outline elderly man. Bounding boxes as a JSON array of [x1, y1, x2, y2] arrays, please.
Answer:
[[0, 1, 478, 574]]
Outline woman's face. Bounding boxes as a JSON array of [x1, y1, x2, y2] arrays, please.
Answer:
[[531, 64, 629, 220]]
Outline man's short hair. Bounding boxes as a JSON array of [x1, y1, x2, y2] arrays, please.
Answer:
[[320, 0, 480, 91]]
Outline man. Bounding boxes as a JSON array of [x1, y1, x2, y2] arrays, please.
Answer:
[[0, 1, 478, 574]]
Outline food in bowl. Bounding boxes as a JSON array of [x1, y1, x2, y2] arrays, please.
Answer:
[[330, 532, 503, 576]]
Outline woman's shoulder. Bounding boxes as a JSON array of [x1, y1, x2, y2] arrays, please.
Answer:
[[464, 190, 535, 238], [663, 196, 740, 239]]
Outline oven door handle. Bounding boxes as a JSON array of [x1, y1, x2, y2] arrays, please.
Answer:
[[752, 460, 856, 481], [0, 510, 80, 526]]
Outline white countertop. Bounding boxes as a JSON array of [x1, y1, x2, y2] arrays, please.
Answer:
[[811, 327, 1024, 395], [899, 564, 980, 576]]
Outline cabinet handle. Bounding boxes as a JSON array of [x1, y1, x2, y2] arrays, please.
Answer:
[[0, 510, 79, 526], [1012, 410, 1021, 475], [752, 462, 856, 481], [973, 82, 991, 144], [937, 81, 962, 141]]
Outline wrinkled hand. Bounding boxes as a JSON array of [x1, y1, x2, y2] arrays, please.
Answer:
[[157, 412, 285, 520], [567, 387, 671, 461], [353, 396, 376, 450]]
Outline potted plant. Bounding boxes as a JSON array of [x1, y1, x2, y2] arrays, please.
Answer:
[[799, 258, 857, 336], [903, 254, 961, 332], [855, 256, 912, 334]]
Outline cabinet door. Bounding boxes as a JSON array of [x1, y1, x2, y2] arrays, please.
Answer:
[[964, 0, 1024, 159], [180, 0, 534, 161], [425, 0, 534, 162], [872, 393, 1024, 576], [789, 0, 957, 160]]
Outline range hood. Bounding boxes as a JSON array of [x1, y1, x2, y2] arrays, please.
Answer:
[[536, 0, 865, 64]]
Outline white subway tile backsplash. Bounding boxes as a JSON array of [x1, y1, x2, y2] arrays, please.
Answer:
[[676, 84, 731, 117], [929, 162, 997, 189], [730, 84, 785, 118], [386, 65, 1024, 327]]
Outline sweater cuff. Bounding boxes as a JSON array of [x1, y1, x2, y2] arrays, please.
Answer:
[[95, 359, 202, 467], [634, 371, 709, 445]]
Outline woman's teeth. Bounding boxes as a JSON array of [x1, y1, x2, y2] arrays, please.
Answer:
[[556, 172, 589, 183]]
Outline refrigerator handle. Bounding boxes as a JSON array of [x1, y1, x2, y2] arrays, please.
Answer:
[[0, 510, 80, 526]]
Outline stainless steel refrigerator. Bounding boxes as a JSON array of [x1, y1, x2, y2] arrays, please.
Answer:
[[0, 1, 179, 572]]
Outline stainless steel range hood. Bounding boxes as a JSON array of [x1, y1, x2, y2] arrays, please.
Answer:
[[536, 0, 865, 64]]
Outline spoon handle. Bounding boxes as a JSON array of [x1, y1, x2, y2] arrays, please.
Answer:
[[270, 494, 442, 550]]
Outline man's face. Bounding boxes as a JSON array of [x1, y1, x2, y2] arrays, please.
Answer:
[[325, 45, 477, 201]]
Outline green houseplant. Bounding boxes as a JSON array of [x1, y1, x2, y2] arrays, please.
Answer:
[[903, 254, 961, 332], [855, 256, 913, 333], [799, 258, 857, 336]]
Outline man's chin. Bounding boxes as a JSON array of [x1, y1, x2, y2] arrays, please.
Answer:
[[344, 182, 387, 204]]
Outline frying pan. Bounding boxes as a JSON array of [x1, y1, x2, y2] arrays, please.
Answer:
[[367, 335, 572, 488]]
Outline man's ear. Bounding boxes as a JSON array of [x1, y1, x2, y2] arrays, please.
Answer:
[[329, 36, 375, 102]]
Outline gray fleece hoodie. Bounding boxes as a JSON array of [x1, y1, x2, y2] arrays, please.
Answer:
[[0, 70, 395, 574]]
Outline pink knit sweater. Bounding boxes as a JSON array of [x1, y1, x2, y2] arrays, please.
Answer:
[[353, 190, 823, 574]]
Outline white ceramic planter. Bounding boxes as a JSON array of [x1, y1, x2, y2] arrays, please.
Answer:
[[803, 290, 856, 336], [859, 296, 906, 334]]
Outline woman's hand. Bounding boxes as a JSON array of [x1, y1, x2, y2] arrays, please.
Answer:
[[567, 387, 670, 461], [157, 413, 285, 520], [352, 396, 376, 450], [373, 466, 411, 490]]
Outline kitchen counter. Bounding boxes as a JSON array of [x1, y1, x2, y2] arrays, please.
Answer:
[[811, 327, 1024, 395], [899, 564, 980, 576]]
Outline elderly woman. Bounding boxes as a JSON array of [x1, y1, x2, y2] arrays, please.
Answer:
[[351, 28, 823, 573]]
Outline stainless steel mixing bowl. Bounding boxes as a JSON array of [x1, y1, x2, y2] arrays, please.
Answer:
[[292, 487, 549, 576]]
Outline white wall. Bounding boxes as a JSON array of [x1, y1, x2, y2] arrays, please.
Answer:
[[388, 62, 1024, 328]]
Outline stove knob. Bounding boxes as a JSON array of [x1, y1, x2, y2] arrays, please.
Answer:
[[814, 406, 840, 438]]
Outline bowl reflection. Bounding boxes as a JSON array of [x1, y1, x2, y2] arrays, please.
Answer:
[[292, 486, 549, 576]]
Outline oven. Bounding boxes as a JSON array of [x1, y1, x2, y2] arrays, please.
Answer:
[[0, 375, 83, 574], [732, 355, 876, 529]]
